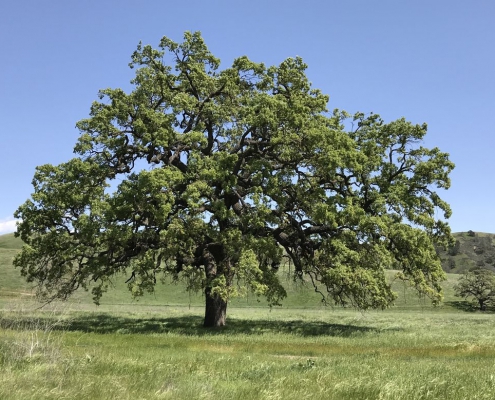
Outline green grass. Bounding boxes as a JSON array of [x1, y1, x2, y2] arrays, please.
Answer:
[[2, 232, 495, 399], [2, 306, 495, 399], [0, 233, 23, 250]]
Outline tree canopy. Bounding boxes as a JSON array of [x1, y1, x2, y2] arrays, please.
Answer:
[[14, 32, 454, 326]]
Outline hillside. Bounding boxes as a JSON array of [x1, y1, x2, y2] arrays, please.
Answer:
[[0, 233, 23, 250], [0, 233, 28, 300], [3, 231, 495, 276], [0, 231, 495, 287], [0, 232, 469, 311], [436, 231, 495, 274]]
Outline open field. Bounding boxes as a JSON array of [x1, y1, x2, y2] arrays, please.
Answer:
[[2, 233, 495, 399], [2, 306, 495, 400]]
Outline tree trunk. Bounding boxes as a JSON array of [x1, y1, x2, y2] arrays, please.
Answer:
[[204, 287, 227, 327]]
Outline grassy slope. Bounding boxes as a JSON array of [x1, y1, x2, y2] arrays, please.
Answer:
[[0, 233, 23, 250], [0, 234, 29, 299], [6, 230, 494, 278], [0, 232, 463, 311]]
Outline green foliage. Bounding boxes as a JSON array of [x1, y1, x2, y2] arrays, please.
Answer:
[[448, 240, 461, 256], [14, 32, 454, 324], [454, 268, 495, 311]]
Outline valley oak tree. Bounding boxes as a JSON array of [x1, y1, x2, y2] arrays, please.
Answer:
[[14, 32, 454, 327]]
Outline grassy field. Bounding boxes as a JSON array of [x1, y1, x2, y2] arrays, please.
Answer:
[[2, 233, 495, 399]]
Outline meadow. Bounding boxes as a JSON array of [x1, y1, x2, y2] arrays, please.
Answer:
[[1, 233, 495, 400]]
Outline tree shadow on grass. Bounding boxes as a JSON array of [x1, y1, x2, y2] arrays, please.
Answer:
[[1, 312, 390, 337], [55, 313, 387, 337], [444, 301, 479, 312], [445, 300, 495, 313]]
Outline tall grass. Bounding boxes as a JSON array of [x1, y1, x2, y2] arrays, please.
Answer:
[[1, 306, 495, 399], [0, 302, 71, 368]]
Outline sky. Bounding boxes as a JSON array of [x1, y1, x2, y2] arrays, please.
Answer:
[[1, 0, 494, 235]]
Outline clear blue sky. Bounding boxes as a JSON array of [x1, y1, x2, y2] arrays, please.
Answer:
[[1, 0, 494, 234]]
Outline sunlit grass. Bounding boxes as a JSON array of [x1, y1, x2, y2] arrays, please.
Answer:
[[2, 306, 495, 400], [2, 233, 493, 399]]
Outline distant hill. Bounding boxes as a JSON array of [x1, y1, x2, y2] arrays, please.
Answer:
[[0, 233, 23, 250], [436, 231, 495, 274], [0, 230, 492, 310], [2, 231, 494, 274]]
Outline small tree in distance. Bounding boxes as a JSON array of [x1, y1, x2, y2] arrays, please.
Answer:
[[454, 268, 495, 311], [14, 32, 454, 327]]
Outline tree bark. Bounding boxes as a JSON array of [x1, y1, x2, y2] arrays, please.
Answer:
[[204, 287, 227, 327]]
